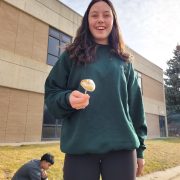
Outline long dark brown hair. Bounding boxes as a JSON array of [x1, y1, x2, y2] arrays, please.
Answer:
[[66, 0, 130, 63]]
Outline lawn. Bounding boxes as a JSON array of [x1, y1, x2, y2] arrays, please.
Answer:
[[0, 138, 180, 179]]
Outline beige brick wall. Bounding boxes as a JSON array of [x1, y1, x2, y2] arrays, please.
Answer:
[[142, 74, 164, 102], [0, 49, 51, 93], [0, 86, 44, 143], [0, 1, 49, 62], [0, 2, 51, 93], [146, 113, 160, 138], [3, 0, 82, 37], [142, 74, 166, 116]]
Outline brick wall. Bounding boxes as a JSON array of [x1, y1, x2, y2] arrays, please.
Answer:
[[0, 86, 44, 143]]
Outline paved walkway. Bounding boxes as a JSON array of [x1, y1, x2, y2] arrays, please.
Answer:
[[0, 141, 59, 146], [137, 166, 180, 180]]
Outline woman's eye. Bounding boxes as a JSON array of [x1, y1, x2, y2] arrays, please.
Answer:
[[91, 14, 98, 18], [104, 14, 110, 17]]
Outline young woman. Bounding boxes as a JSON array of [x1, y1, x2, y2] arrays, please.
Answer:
[[45, 0, 147, 179]]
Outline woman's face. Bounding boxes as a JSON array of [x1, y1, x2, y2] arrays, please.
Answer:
[[88, 1, 114, 45]]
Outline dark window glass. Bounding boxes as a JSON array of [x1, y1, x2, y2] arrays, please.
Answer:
[[42, 105, 63, 140], [48, 36, 59, 56], [56, 125, 61, 137], [47, 54, 58, 66], [42, 125, 62, 140], [61, 34, 71, 43], [57, 119, 63, 125], [42, 126, 56, 139], [159, 116, 166, 137], [60, 41, 67, 54], [47, 27, 72, 66], [43, 107, 56, 125], [49, 28, 60, 39]]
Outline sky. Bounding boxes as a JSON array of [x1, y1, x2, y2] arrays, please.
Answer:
[[60, 0, 180, 71]]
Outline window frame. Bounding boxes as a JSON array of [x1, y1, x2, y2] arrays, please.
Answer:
[[47, 27, 72, 66]]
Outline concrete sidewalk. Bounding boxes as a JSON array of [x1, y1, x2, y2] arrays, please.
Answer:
[[0, 141, 59, 146], [137, 166, 180, 180]]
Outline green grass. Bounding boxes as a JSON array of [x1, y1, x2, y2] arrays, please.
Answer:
[[0, 138, 180, 179]]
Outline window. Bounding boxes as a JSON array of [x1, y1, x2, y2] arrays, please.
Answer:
[[159, 116, 166, 137], [43, 28, 72, 140], [135, 70, 143, 94], [42, 105, 63, 140], [47, 27, 72, 66]]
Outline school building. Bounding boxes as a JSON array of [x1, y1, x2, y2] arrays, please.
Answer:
[[0, 0, 168, 143]]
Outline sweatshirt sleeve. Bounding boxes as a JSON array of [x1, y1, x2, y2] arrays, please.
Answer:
[[44, 51, 76, 119], [126, 63, 147, 158]]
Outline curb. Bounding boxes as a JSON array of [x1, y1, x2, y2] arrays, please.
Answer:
[[137, 166, 180, 180], [0, 141, 59, 146]]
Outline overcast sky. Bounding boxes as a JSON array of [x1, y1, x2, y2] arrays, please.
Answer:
[[60, 0, 180, 71]]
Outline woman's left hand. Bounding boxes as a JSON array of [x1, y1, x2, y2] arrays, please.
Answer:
[[136, 158, 145, 176]]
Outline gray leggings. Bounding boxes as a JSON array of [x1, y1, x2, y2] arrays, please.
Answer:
[[63, 149, 137, 180]]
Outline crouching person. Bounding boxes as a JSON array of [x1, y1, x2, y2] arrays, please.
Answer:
[[12, 153, 54, 180]]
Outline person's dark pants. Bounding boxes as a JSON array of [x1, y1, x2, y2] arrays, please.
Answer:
[[63, 149, 137, 180]]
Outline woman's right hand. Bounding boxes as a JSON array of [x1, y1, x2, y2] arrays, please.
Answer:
[[69, 90, 90, 110]]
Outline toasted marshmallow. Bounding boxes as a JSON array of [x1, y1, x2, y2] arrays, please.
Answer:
[[80, 79, 96, 92]]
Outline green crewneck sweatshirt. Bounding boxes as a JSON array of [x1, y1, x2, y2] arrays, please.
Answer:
[[45, 45, 147, 158]]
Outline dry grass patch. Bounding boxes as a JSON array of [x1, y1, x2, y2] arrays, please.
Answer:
[[0, 143, 64, 179], [143, 138, 180, 175], [0, 138, 180, 179]]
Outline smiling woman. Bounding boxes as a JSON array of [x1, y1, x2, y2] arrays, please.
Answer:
[[45, 1, 147, 180], [88, 1, 113, 45]]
